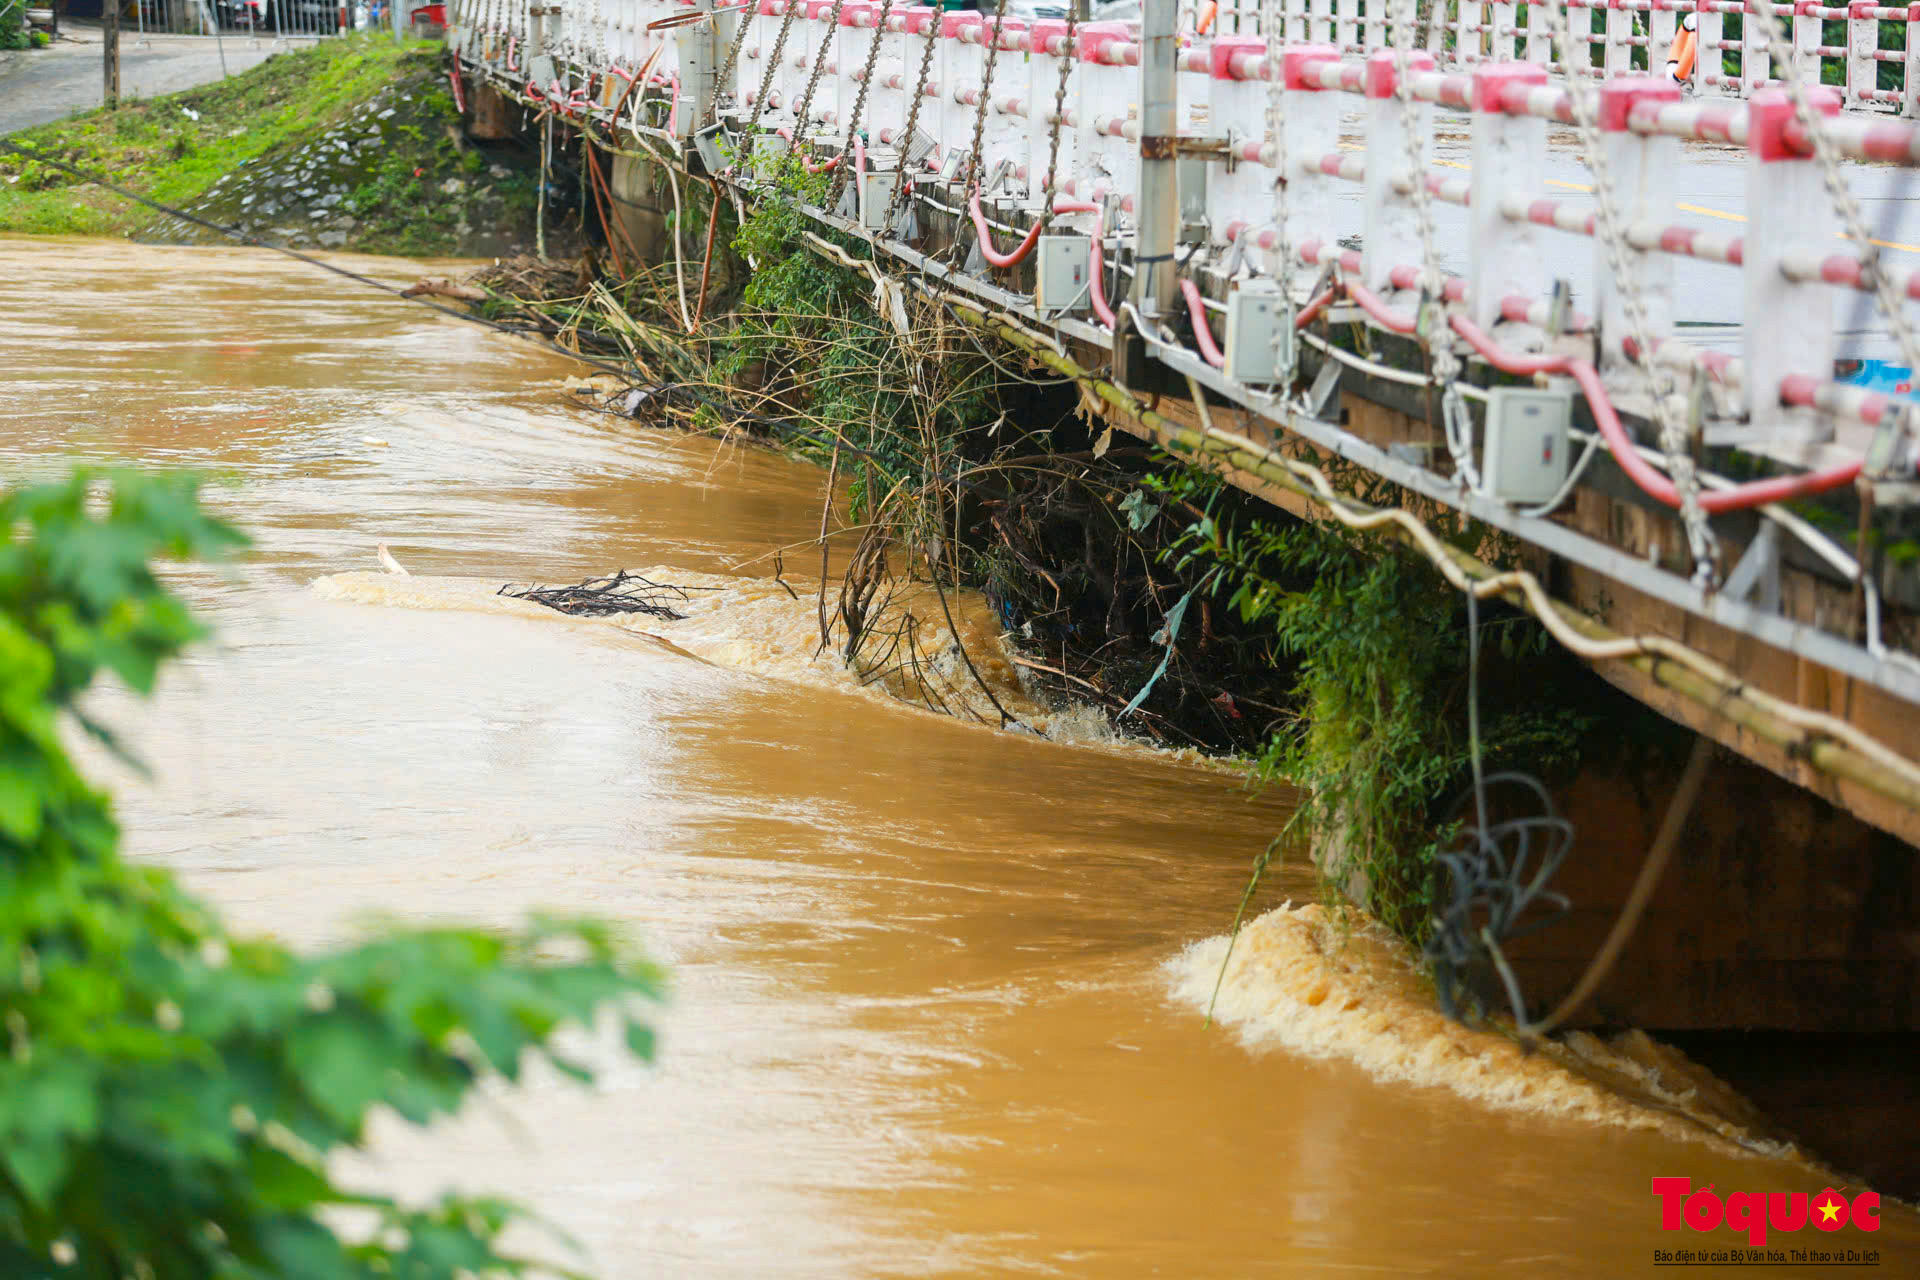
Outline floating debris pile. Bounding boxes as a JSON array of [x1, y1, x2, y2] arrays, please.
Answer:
[[499, 571, 694, 620]]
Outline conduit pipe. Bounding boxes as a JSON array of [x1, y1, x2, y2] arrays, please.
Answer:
[[1449, 315, 1867, 511], [1089, 237, 1116, 328], [966, 189, 1099, 269], [1178, 278, 1227, 368]]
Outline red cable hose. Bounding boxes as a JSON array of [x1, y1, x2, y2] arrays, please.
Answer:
[[967, 189, 1099, 269], [1293, 287, 1338, 330], [1448, 315, 1863, 513], [1089, 237, 1116, 329], [1178, 278, 1227, 369]]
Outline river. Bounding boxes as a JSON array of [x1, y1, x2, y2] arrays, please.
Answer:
[[2, 236, 1911, 1277]]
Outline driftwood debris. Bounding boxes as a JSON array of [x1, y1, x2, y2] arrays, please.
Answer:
[[499, 571, 691, 620], [401, 278, 488, 303]]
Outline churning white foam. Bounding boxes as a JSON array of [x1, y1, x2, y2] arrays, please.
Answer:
[[1166, 901, 1802, 1155], [310, 569, 1148, 750]]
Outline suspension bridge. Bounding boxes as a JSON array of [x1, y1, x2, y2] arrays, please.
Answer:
[[436, 0, 1920, 1027]]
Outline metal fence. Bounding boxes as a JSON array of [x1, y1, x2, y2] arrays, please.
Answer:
[[131, 0, 372, 39]]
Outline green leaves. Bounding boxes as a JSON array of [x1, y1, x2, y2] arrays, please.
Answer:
[[1153, 456, 1595, 945], [0, 468, 663, 1278]]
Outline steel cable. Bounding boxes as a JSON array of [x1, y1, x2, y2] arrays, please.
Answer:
[[0, 139, 640, 380]]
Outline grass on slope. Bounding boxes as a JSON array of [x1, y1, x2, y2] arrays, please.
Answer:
[[0, 36, 441, 238]]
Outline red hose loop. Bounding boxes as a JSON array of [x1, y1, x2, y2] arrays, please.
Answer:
[[1089, 237, 1116, 329], [1178, 278, 1227, 369], [1293, 286, 1337, 330], [966, 191, 1098, 269], [1343, 279, 1418, 335], [969, 188, 1045, 268], [1448, 315, 1862, 513]]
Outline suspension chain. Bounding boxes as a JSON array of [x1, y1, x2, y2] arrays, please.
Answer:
[[714, 0, 758, 122], [1264, 0, 1288, 294], [828, 0, 897, 205], [1391, 0, 1476, 487], [1539, 0, 1716, 584], [961, 17, 1007, 206], [884, 10, 943, 231], [1027, 6, 1080, 240], [740, 0, 803, 166], [791, 0, 852, 162], [1748, 0, 1920, 381]]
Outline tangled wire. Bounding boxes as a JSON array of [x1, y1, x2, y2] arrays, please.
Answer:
[[1423, 770, 1576, 1025], [1422, 589, 1576, 1026], [499, 571, 693, 619]]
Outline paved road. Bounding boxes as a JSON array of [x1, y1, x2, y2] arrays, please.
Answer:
[[0, 27, 305, 137]]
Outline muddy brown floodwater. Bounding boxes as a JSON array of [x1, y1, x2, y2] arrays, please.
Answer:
[[2, 236, 1913, 1278]]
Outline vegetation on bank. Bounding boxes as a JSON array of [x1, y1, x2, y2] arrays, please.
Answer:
[[450, 154, 1679, 959], [0, 37, 538, 256], [0, 467, 661, 1276]]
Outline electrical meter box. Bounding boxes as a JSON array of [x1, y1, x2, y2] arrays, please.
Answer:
[[1479, 386, 1573, 503], [1035, 235, 1092, 315], [1223, 281, 1287, 383], [693, 123, 731, 175], [751, 132, 789, 180], [859, 171, 898, 231]]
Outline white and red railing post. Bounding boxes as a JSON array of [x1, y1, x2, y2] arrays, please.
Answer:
[[1026, 18, 1078, 213], [1080, 22, 1141, 208], [1361, 48, 1436, 293], [1743, 86, 1842, 441], [838, 2, 876, 141], [1208, 35, 1271, 255], [1596, 76, 1683, 374], [1281, 45, 1348, 274], [980, 17, 1029, 182], [1468, 62, 1549, 330]]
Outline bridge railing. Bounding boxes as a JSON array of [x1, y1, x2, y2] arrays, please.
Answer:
[[455, 0, 1920, 116], [443, 0, 1920, 455], [1148, 0, 1920, 114], [440, 0, 1920, 811]]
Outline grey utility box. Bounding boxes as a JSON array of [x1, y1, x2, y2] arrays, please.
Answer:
[[1223, 280, 1288, 384], [1035, 235, 1092, 315], [1478, 385, 1573, 504], [859, 171, 899, 231]]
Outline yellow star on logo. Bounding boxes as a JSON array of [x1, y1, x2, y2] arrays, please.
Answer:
[[1817, 1199, 1843, 1225]]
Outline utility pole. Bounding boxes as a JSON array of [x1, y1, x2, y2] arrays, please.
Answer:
[[103, 1, 121, 109], [1131, 0, 1177, 319], [1113, 0, 1176, 389]]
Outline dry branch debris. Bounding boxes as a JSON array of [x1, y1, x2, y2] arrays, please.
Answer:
[[499, 571, 694, 620]]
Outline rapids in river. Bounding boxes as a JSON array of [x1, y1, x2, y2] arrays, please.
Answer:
[[3, 236, 1912, 1277]]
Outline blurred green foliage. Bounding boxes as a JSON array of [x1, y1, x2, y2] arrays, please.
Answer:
[[0, 468, 661, 1278]]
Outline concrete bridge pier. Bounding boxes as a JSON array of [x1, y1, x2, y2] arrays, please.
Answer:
[[609, 152, 674, 266]]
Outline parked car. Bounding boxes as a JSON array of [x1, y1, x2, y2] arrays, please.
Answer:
[[1000, 0, 1141, 21], [214, 0, 269, 29]]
